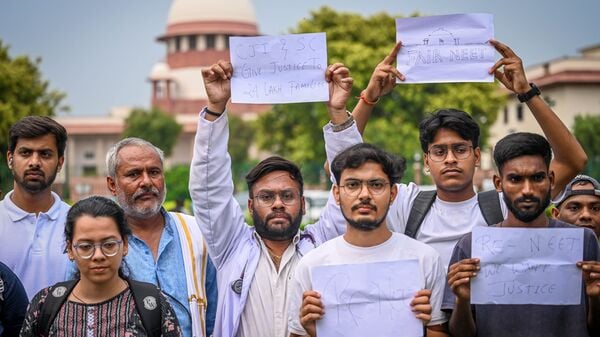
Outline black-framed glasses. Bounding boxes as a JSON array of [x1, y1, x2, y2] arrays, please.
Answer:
[[72, 240, 123, 259], [252, 190, 300, 207], [427, 144, 473, 162], [339, 179, 389, 197]]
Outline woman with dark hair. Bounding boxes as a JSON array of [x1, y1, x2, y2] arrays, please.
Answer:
[[19, 196, 182, 337]]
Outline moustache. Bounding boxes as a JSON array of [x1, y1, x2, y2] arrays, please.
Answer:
[[24, 169, 45, 177], [265, 212, 292, 222], [515, 196, 541, 205], [132, 187, 160, 200], [351, 201, 377, 212]]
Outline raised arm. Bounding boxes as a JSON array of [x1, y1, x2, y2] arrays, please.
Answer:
[[189, 60, 249, 268], [489, 39, 587, 198], [351, 42, 405, 135]]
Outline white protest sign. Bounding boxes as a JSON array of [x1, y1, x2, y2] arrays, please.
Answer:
[[229, 33, 328, 104], [396, 13, 495, 83], [471, 226, 584, 305], [312, 260, 424, 337]]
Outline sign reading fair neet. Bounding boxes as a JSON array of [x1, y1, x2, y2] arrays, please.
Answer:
[[229, 33, 328, 104], [471, 226, 584, 305], [396, 13, 495, 83]]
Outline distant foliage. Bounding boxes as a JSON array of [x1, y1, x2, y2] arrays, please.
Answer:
[[573, 115, 600, 177], [122, 108, 182, 157]]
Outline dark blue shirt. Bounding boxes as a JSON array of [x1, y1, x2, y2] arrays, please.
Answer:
[[0, 261, 28, 336]]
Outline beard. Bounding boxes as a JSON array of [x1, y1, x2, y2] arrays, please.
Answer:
[[252, 207, 303, 241], [116, 184, 166, 219], [13, 166, 59, 194], [503, 189, 551, 223], [342, 199, 388, 231]]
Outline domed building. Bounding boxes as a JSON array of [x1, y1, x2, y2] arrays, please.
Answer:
[[149, 0, 270, 117]]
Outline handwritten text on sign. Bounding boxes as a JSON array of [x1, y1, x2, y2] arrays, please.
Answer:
[[229, 33, 328, 104], [312, 260, 424, 337], [396, 13, 495, 83], [471, 226, 584, 305]]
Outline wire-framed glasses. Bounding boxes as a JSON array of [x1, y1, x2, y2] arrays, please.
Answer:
[[339, 179, 389, 196], [427, 144, 473, 162], [72, 240, 123, 259], [253, 190, 300, 207]]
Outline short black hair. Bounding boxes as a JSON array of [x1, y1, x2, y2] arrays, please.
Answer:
[[8, 116, 68, 157], [418, 109, 480, 152], [331, 143, 406, 185], [493, 132, 552, 174], [246, 156, 304, 196]]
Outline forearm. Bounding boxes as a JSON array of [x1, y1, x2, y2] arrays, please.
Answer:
[[526, 95, 587, 196], [448, 299, 476, 337], [351, 98, 375, 135], [189, 109, 245, 265]]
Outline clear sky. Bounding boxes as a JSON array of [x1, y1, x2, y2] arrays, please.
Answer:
[[1, 0, 598, 116]]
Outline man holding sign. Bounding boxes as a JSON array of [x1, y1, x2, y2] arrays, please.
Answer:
[[288, 143, 447, 337], [189, 59, 351, 337], [444, 132, 600, 337]]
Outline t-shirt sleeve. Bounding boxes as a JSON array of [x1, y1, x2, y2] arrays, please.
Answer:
[[425, 251, 449, 326], [441, 234, 472, 311], [287, 259, 313, 335]]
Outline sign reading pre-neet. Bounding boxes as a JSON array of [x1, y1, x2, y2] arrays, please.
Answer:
[[396, 13, 495, 83], [471, 226, 584, 305], [229, 33, 328, 104], [312, 260, 424, 337]]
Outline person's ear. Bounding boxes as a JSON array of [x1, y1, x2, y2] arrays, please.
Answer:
[[333, 185, 341, 205], [493, 174, 502, 192], [107, 176, 118, 196]]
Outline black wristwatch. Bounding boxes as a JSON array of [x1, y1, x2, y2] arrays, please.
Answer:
[[517, 83, 541, 103]]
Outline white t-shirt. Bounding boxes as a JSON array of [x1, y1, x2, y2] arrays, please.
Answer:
[[287, 233, 447, 335], [387, 183, 508, 268]]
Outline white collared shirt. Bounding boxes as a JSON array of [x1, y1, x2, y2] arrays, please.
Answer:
[[237, 233, 301, 337], [0, 191, 70, 299]]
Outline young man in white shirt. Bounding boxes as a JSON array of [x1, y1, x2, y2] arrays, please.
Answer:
[[288, 143, 448, 337]]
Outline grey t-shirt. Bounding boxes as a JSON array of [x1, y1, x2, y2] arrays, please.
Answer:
[[442, 219, 600, 337]]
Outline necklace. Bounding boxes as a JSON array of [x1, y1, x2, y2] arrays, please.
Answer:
[[71, 290, 88, 304]]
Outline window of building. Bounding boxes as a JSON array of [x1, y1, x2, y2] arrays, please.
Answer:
[[175, 36, 181, 52], [224, 35, 230, 49], [516, 104, 524, 121], [503, 106, 508, 124], [84, 151, 95, 160], [82, 166, 97, 177], [206, 34, 216, 49], [188, 35, 197, 50]]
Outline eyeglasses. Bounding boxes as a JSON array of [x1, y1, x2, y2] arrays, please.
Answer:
[[252, 190, 300, 207], [72, 240, 123, 259], [339, 179, 389, 196], [427, 144, 473, 162]]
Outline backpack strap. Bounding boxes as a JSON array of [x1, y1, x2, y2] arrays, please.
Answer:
[[404, 190, 437, 238], [39, 280, 78, 336], [127, 279, 162, 337], [477, 190, 504, 226]]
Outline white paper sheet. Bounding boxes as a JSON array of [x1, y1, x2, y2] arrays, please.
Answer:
[[395, 13, 495, 83], [312, 260, 424, 337], [471, 226, 584, 305], [229, 33, 328, 104]]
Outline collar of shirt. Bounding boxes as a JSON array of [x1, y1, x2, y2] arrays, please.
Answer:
[[2, 190, 63, 222]]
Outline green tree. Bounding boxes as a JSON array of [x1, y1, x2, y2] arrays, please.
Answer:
[[229, 115, 257, 191], [573, 115, 600, 177], [164, 164, 190, 202], [122, 107, 182, 157], [254, 7, 505, 183], [0, 40, 66, 194]]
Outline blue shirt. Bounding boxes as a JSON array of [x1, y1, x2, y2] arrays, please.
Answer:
[[125, 210, 217, 337], [0, 261, 28, 336]]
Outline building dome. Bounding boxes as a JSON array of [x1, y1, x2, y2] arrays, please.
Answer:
[[167, 0, 257, 26], [149, 62, 171, 81]]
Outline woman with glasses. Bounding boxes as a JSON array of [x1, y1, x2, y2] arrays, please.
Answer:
[[19, 196, 182, 337]]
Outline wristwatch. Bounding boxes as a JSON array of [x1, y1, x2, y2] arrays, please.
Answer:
[[517, 83, 541, 103]]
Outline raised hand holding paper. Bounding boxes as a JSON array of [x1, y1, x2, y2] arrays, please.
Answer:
[[396, 13, 495, 83], [229, 32, 328, 104]]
